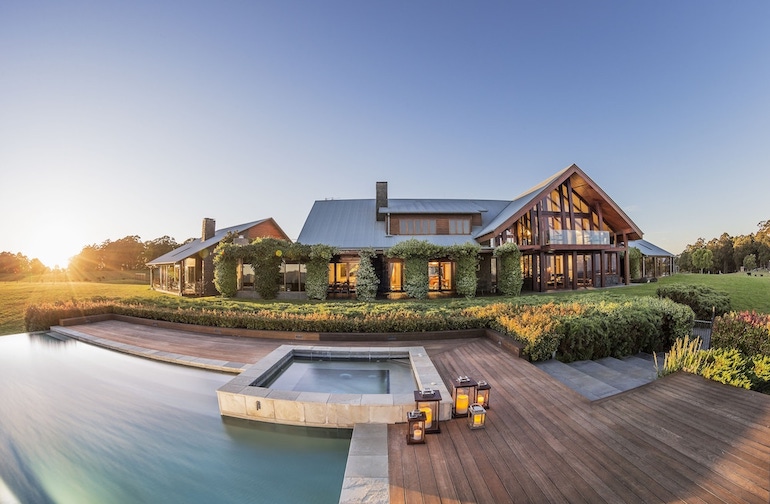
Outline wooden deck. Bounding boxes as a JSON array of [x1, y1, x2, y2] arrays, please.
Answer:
[[66, 320, 770, 503], [390, 338, 770, 504]]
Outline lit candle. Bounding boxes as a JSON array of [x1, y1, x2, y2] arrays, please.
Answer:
[[419, 406, 433, 428], [477, 394, 485, 404], [456, 394, 469, 415], [413, 428, 423, 441], [473, 413, 483, 427]]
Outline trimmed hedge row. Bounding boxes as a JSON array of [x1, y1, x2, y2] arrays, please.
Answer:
[[25, 295, 694, 363], [656, 284, 731, 319]]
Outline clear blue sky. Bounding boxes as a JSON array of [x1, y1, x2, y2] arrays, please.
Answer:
[[2, 1, 768, 268]]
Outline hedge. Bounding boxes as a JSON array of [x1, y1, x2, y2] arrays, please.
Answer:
[[25, 296, 694, 363], [656, 284, 731, 320]]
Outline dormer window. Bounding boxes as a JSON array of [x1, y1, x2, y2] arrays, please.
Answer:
[[399, 219, 437, 235], [448, 219, 470, 235]]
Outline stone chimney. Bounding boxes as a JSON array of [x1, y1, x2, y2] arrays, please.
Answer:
[[376, 181, 388, 222], [202, 218, 216, 241]]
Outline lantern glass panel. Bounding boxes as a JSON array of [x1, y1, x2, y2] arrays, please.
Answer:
[[468, 403, 486, 429], [414, 389, 441, 434], [451, 376, 478, 418], [477, 380, 491, 409], [406, 409, 427, 444]]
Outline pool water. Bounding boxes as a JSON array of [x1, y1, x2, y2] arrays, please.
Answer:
[[265, 357, 415, 394], [0, 333, 350, 504]]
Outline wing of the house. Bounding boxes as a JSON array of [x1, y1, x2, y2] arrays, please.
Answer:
[[147, 217, 289, 296], [297, 163, 643, 295], [629, 239, 676, 278]]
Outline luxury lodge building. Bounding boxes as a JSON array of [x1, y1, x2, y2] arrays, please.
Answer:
[[296, 164, 644, 296], [146, 164, 647, 298]]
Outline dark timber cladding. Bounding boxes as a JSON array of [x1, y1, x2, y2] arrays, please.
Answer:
[[477, 165, 643, 291]]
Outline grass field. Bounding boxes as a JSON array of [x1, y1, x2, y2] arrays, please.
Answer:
[[2, 272, 769, 336]]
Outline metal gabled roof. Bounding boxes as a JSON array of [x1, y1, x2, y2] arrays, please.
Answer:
[[381, 199, 496, 215], [297, 198, 509, 250], [629, 239, 675, 257], [146, 219, 270, 265]]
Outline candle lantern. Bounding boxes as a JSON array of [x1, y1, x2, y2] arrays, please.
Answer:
[[406, 409, 427, 445], [476, 380, 491, 409], [451, 376, 478, 418], [468, 403, 487, 429], [414, 389, 442, 434]]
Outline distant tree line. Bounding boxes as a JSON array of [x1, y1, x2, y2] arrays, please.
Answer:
[[0, 252, 48, 274], [69, 235, 190, 272], [678, 220, 770, 273]]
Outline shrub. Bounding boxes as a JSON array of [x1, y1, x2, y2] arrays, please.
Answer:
[[711, 311, 770, 356], [213, 249, 238, 297], [388, 239, 441, 299], [658, 337, 770, 394], [656, 284, 731, 319], [355, 248, 379, 302], [306, 244, 338, 300], [493, 242, 523, 296], [447, 242, 481, 298]]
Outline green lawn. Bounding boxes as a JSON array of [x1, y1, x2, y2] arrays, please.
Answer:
[[2, 271, 769, 336]]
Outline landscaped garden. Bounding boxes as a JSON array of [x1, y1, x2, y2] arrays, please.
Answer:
[[4, 270, 770, 394]]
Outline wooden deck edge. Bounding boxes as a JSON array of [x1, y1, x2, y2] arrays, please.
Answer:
[[57, 314, 528, 357]]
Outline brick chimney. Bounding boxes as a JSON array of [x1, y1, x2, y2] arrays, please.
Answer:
[[202, 218, 216, 241], [376, 181, 388, 222]]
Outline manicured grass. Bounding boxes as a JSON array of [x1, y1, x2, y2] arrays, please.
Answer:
[[539, 272, 770, 314], [3, 271, 769, 336], [0, 280, 166, 335]]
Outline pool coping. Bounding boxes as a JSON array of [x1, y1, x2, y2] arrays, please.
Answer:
[[216, 344, 453, 429], [51, 325, 250, 373]]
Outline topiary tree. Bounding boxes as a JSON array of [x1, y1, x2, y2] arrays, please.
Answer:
[[447, 242, 481, 298], [355, 248, 380, 301], [493, 242, 523, 296], [249, 238, 286, 299], [388, 239, 441, 299], [213, 242, 238, 297], [306, 244, 338, 300]]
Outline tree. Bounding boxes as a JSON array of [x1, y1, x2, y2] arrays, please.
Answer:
[[143, 236, 179, 264], [355, 248, 380, 302], [102, 236, 145, 270], [743, 254, 757, 271], [493, 242, 523, 296], [732, 234, 756, 271], [708, 233, 734, 273], [69, 244, 103, 272], [0, 252, 30, 274], [691, 248, 713, 274], [628, 247, 642, 279]]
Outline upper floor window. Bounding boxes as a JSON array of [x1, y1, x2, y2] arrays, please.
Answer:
[[448, 219, 470, 234], [399, 219, 436, 235]]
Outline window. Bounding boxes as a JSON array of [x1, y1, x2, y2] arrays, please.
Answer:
[[399, 219, 436, 235], [281, 263, 306, 292], [448, 219, 470, 234]]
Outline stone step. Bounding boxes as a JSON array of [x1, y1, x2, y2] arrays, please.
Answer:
[[570, 359, 652, 393], [534, 360, 623, 400], [597, 356, 658, 383], [535, 352, 661, 400]]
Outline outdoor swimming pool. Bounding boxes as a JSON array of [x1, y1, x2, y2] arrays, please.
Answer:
[[0, 333, 350, 504], [264, 357, 416, 394]]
